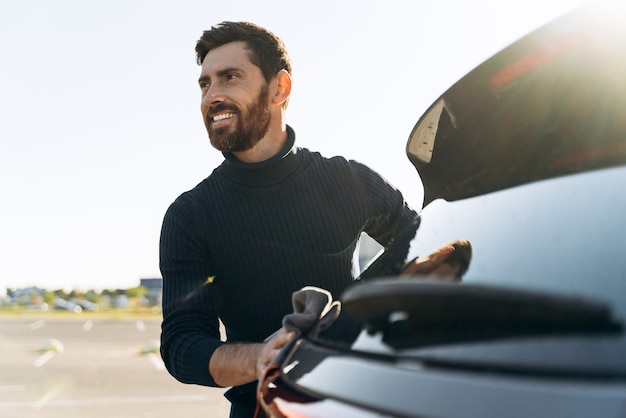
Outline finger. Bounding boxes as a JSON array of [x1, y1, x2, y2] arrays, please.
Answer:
[[401, 245, 455, 276], [403, 254, 443, 274], [271, 329, 297, 347], [261, 331, 296, 365], [425, 263, 463, 280], [429, 245, 455, 262], [256, 334, 295, 379]]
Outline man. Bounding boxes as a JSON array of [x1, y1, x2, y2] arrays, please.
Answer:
[[159, 21, 420, 417]]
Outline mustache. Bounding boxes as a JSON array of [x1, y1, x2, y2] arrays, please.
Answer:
[[208, 103, 238, 116], [205, 103, 239, 128]]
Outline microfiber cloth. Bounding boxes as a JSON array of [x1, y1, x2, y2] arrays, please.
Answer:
[[255, 286, 341, 417], [263, 286, 341, 342], [282, 286, 341, 338]]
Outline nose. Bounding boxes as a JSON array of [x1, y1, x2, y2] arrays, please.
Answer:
[[202, 83, 224, 107]]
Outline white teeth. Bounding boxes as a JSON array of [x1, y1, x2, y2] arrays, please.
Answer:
[[213, 113, 234, 122]]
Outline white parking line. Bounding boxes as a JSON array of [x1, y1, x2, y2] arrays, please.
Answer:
[[135, 320, 146, 332], [29, 320, 45, 331], [33, 351, 55, 368], [147, 353, 166, 371]]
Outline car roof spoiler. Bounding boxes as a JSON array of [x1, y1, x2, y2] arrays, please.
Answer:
[[406, 3, 626, 207]]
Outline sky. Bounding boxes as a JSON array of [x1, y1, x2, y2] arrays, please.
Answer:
[[0, 0, 588, 291]]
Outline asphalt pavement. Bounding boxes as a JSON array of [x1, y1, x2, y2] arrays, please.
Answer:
[[0, 315, 231, 417]]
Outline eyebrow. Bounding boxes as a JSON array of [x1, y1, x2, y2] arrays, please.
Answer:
[[198, 67, 242, 85]]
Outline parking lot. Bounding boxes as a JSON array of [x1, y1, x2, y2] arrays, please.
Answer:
[[0, 315, 231, 417]]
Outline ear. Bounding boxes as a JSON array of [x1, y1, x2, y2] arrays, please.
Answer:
[[272, 69, 292, 105]]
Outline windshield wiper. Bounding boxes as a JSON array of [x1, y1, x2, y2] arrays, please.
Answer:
[[341, 278, 623, 349]]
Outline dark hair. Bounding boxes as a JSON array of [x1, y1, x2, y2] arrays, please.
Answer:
[[195, 21, 293, 83]]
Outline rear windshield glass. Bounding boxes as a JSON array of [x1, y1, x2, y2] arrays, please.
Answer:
[[409, 165, 626, 320]]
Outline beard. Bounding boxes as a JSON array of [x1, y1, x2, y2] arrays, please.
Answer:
[[205, 84, 271, 153]]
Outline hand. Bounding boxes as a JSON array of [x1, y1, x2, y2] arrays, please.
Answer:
[[401, 239, 472, 280], [256, 327, 296, 380]]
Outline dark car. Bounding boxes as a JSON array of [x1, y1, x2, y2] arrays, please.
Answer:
[[258, 3, 626, 418]]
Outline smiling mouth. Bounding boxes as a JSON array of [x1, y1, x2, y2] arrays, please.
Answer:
[[212, 112, 236, 122]]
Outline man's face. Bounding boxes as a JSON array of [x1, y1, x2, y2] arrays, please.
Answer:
[[199, 41, 272, 152]]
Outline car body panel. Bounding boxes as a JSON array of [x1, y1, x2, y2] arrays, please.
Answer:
[[259, 3, 626, 417], [267, 339, 625, 418]]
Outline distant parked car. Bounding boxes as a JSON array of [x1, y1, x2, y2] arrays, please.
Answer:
[[75, 299, 99, 311], [258, 4, 626, 417], [54, 298, 82, 313]]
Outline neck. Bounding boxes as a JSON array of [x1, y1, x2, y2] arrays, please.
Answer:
[[220, 125, 299, 186], [232, 120, 288, 163]]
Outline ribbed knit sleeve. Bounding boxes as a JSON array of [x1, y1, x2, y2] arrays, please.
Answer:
[[159, 193, 224, 387], [350, 160, 421, 277]]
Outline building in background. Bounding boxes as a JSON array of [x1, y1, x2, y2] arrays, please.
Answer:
[[139, 278, 162, 307]]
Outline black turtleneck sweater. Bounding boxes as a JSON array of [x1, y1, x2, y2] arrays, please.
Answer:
[[159, 126, 419, 392]]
